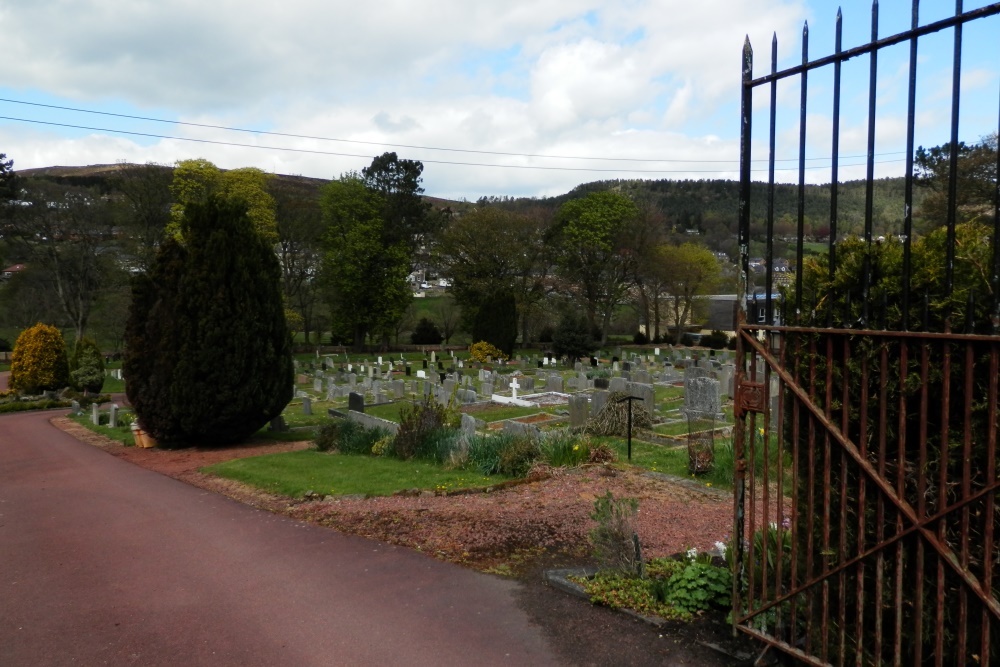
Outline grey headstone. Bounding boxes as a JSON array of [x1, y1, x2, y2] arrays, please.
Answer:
[[625, 382, 655, 415], [108, 403, 119, 428], [461, 413, 478, 436], [302, 396, 312, 415], [313, 378, 323, 392], [591, 390, 609, 417], [547, 375, 564, 393], [269, 415, 287, 432], [70, 400, 81, 416], [91, 403, 100, 426], [568, 394, 589, 429], [503, 420, 541, 439], [481, 381, 494, 396], [609, 377, 628, 393], [685, 377, 722, 417], [348, 392, 365, 413]]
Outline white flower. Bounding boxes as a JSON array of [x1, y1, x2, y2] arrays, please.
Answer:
[[715, 541, 727, 557], [686, 547, 698, 561]]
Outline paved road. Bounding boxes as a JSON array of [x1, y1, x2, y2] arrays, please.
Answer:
[[0, 410, 560, 666]]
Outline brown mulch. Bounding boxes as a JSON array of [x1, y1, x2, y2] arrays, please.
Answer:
[[53, 416, 759, 665]]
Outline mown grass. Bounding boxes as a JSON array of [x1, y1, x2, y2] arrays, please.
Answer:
[[203, 449, 509, 497]]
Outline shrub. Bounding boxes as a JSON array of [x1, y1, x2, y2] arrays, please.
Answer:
[[469, 340, 507, 363], [410, 317, 443, 345], [538, 325, 555, 343], [650, 554, 731, 614], [123, 198, 293, 446], [0, 399, 70, 413], [317, 419, 387, 455], [314, 421, 341, 452], [589, 491, 643, 577], [0, 337, 11, 352], [702, 330, 729, 350], [69, 337, 105, 394], [394, 398, 451, 460], [632, 331, 648, 345], [9, 323, 70, 395]]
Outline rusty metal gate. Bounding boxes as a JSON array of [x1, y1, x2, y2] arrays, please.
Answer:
[[733, 3, 1000, 664]]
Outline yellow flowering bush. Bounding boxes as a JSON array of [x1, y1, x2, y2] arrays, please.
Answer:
[[9, 323, 70, 395], [469, 341, 508, 363]]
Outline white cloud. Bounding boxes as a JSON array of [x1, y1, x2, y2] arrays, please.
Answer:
[[7, 0, 964, 198]]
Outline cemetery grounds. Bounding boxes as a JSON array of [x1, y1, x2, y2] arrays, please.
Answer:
[[61, 348, 770, 663]]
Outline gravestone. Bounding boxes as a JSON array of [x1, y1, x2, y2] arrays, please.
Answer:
[[91, 403, 100, 426], [269, 415, 287, 432], [461, 413, 478, 437], [609, 377, 628, 393], [503, 420, 540, 439], [313, 378, 323, 392], [392, 380, 405, 399], [591, 390, 609, 417], [568, 395, 589, 429], [302, 396, 312, 415], [521, 377, 535, 392], [625, 382, 655, 415], [686, 376, 722, 417], [109, 403, 119, 428], [70, 400, 81, 416], [718, 365, 735, 399], [482, 381, 494, 396], [405, 365, 411, 376], [417, 369, 426, 379], [430, 351, 436, 364], [348, 392, 365, 413], [547, 374, 564, 393], [590, 357, 598, 367]]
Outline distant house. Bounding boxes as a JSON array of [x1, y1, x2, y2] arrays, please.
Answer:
[[1, 263, 26, 280]]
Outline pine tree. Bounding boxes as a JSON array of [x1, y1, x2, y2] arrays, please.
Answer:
[[124, 199, 293, 446]]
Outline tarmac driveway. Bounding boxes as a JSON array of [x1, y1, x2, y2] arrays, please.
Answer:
[[0, 409, 559, 666]]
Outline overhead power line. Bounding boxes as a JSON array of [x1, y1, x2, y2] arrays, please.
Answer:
[[0, 115, 906, 175], [0, 96, 907, 165]]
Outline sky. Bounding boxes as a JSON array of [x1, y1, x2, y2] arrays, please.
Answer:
[[1, 1, 999, 200]]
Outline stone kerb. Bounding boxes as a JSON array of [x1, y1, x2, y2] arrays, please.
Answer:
[[347, 409, 400, 435]]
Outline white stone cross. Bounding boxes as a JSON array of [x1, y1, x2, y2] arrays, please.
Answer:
[[511, 378, 520, 399]]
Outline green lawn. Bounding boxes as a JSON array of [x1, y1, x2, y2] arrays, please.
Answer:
[[203, 449, 509, 497]]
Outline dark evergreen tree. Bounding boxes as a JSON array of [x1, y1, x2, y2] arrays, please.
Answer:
[[124, 199, 293, 446], [551, 313, 595, 362], [470, 290, 517, 356], [410, 317, 443, 345]]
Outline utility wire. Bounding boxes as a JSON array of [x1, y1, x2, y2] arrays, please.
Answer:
[[0, 96, 907, 165], [0, 115, 906, 174]]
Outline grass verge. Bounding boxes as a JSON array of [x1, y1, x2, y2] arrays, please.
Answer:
[[202, 449, 510, 497]]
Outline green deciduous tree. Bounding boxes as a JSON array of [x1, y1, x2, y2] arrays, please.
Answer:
[[9, 322, 70, 394], [321, 173, 411, 351], [436, 206, 551, 345], [124, 198, 293, 446], [554, 191, 639, 345], [168, 159, 277, 242], [471, 289, 518, 357], [659, 242, 721, 344]]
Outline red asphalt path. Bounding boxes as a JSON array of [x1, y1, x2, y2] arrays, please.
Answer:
[[0, 409, 560, 666]]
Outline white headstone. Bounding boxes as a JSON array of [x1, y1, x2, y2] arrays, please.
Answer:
[[417, 370, 426, 379], [510, 377, 520, 399]]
